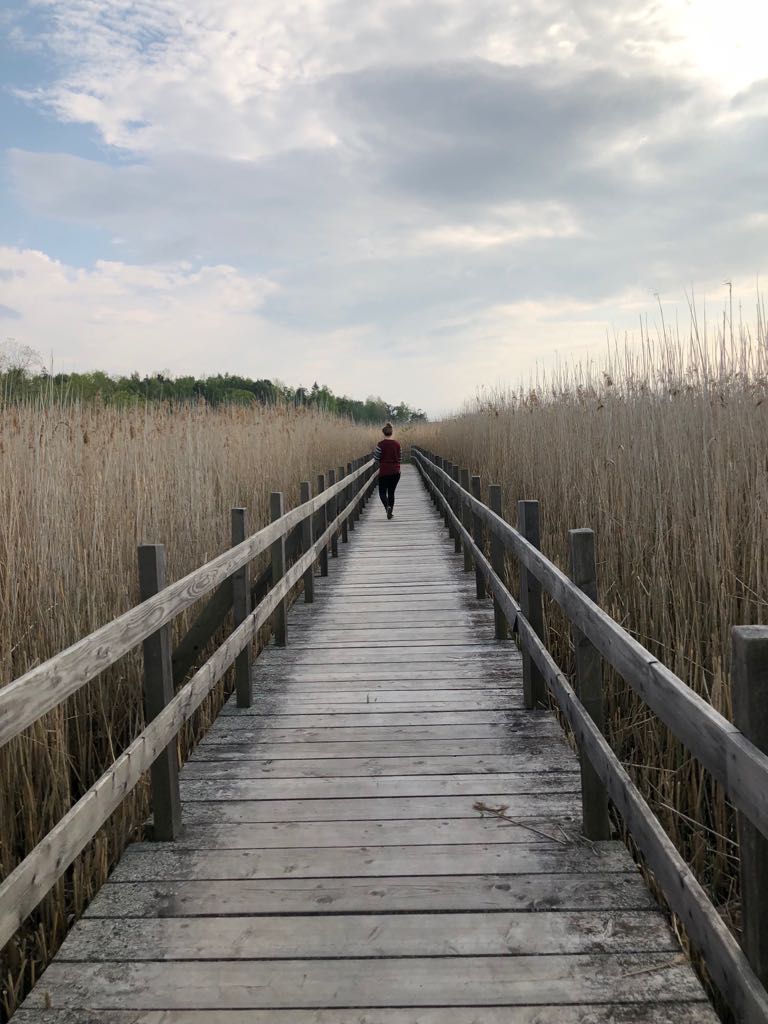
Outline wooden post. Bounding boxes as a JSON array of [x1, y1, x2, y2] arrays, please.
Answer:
[[270, 492, 287, 646], [459, 468, 472, 572], [137, 544, 182, 841], [518, 500, 546, 709], [231, 508, 252, 709], [488, 486, 508, 641], [568, 528, 610, 841], [300, 481, 314, 604], [732, 625, 768, 987], [328, 468, 338, 558], [346, 463, 355, 532], [354, 458, 363, 523], [451, 464, 462, 553], [445, 462, 457, 542], [471, 475, 486, 599], [435, 456, 446, 524], [316, 474, 328, 575], [338, 466, 348, 544]]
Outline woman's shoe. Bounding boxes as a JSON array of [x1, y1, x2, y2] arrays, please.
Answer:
[[387, 506, 393, 519]]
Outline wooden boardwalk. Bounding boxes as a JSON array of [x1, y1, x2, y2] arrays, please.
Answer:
[[16, 466, 718, 1022]]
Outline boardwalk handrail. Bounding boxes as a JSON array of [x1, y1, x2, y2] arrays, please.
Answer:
[[0, 459, 373, 750], [0, 458, 376, 951], [413, 447, 768, 1024]]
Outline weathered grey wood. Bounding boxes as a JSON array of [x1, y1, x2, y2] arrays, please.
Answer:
[[171, 580, 232, 685], [214, 709, 526, 728], [470, 474, 487, 599], [110, 840, 633, 883], [316, 473, 328, 574], [451, 464, 462, 553], [15, 462, 716, 1024], [338, 466, 348, 544], [459, 467, 472, 571], [346, 462, 355, 531], [85, 871, 654, 920], [327, 468, 338, 557], [20, 954, 711, 1010], [201, 720, 559, 744], [0, 458, 374, 749], [180, 772, 581, 803], [231, 508, 252, 709], [413, 450, 768, 842], [299, 481, 314, 603], [11, 1003, 719, 1023], [138, 544, 182, 842], [732, 626, 768, 990], [568, 527, 609, 840], [60, 909, 675, 961], [143, 817, 581, 850], [177, 791, 580, 824], [270, 491, 287, 646], [518, 499, 545, 708], [0, 499, 355, 951], [511, 582, 768, 1024], [181, 748, 576, 779], [488, 484, 508, 640]]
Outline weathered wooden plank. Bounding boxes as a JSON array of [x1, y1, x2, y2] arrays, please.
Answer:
[[182, 745, 577, 774], [20, 954, 712, 1009], [198, 721, 560, 745], [180, 771, 581, 802], [179, 792, 580, 824], [156, 816, 583, 849], [189, 738, 560, 761], [84, 871, 655, 919], [210, 710, 529, 728], [59, 910, 676, 961], [109, 841, 633, 882], [181, 749, 577, 779], [223, 699, 521, 716], [10, 1004, 721, 1023]]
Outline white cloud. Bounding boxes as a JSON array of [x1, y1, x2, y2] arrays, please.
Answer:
[[4, 0, 768, 411]]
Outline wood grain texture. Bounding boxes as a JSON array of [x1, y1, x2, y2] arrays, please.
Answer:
[[17, 464, 715, 1023], [414, 449, 768, 841], [11, 1006, 720, 1023]]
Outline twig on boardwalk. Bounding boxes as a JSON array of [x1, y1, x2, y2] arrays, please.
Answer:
[[624, 954, 687, 977], [472, 800, 568, 845]]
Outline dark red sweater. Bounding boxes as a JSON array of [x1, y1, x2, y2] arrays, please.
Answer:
[[374, 438, 401, 476]]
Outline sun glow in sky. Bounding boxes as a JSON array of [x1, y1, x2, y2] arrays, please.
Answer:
[[1, 0, 768, 412], [662, 0, 768, 93]]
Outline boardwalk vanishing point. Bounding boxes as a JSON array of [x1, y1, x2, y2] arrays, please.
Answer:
[[12, 464, 719, 1022]]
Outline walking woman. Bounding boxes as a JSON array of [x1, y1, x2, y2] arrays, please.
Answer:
[[373, 422, 401, 519]]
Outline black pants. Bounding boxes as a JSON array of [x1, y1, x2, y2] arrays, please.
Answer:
[[378, 473, 400, 509]]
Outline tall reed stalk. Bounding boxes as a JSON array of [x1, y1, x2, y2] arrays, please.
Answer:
[[410, 302, 768, 957], [0, 398, 372, 1020]]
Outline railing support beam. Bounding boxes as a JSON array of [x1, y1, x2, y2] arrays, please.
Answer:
[[270, 492, 287, 645], [569, 528, 610, 841], [300, 481, 314, 603], [733, 625, 768, 988], [231, 508, 252, 708], [471, 475, 486, 599], [137, 544, 182, 841], [488, 485, 508, 641], [518, 499, 546, 709]]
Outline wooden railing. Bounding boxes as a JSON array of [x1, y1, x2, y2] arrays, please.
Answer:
[[413, 447, 768, 1024], [0, 456, 377, 951]]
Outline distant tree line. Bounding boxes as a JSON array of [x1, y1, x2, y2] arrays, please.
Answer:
[[0, 345, 427, 424]]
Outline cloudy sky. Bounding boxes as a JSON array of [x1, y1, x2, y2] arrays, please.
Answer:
[[1, 0, 767, 412]]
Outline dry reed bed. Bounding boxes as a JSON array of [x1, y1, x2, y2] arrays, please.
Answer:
[[411, 332, 768, 941], [0, 399, 372, 1020]]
